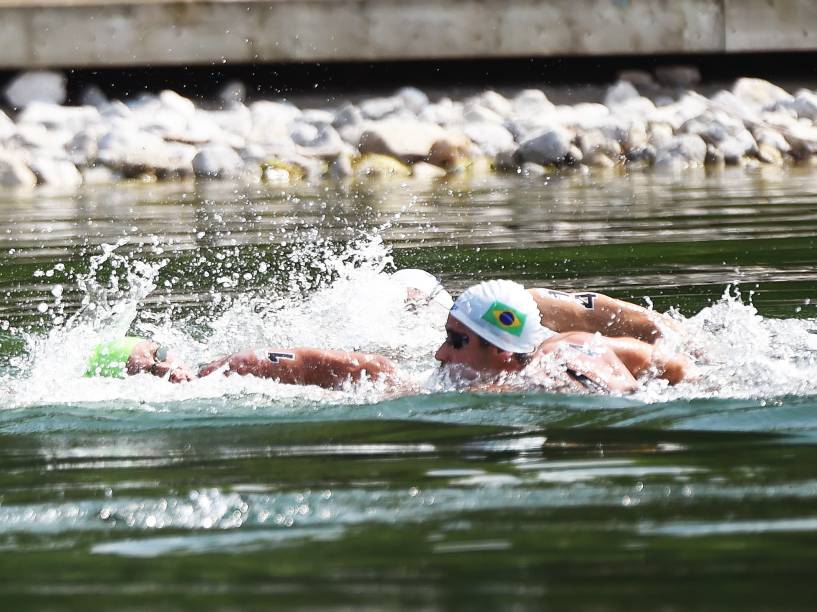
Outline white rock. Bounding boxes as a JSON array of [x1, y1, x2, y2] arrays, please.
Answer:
[[100, 100, 132, 121], [17, 102, 102, 134], [11, 123, 73, 152], [250, 101, 301, 142], [360, 96, 403, 120], [396, 87, 429, 114], [97, 128, 188, 176], [752, 126, 790, 153], [358, 118, 455, 162], [29, 157, 83, 188], [512, 89, 555, 117], [200, 105, 253, 141], [577, 129, 622, 159], [653, 134, 707, 168], [300, 109, 335, 126], [0, 151, 37, 188], [81, 165, 119, 185], [411, 161, 447, 180], [517, 127, 581, 165], [650, 93, 709, 130], [4, 71, 66, 107], [604, 81, 640, 107], [463, 121, 515, 157], [0, 110, 15, 140], [556, 103, 610, 130], [709, 90, 756, 121], [681, 111, 757, 162], [192, 145, 246, 179], [159, 90, 196, 116], [463, 103, 505, 124], [520, 162, 546, 177], [418, 98, 463, 126], [733, 78, 792, 109], [471, 90, 512, 118]]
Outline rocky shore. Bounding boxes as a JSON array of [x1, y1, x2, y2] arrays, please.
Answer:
[[2, 70, 817, 191]]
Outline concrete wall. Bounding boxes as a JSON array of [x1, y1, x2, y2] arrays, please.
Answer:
[[0, 0, 814, 69]]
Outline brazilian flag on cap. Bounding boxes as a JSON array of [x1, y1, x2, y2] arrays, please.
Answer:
[[481, 301, 526, 337]]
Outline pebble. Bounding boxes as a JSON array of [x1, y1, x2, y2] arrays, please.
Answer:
[[0, 74, 810, 192]]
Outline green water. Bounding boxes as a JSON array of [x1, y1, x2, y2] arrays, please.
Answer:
[[1, 168, 817, 609]]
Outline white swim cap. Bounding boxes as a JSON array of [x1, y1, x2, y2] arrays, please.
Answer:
[[450, 280, 547, 353], [391, 268, 453, 310]]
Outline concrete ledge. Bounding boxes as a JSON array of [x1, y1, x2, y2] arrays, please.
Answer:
[[0, 0, 814, 69]]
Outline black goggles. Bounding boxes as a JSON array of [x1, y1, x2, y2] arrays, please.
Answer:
[[445, 328, 470, 350]]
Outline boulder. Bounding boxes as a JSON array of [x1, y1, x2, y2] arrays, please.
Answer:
[[219, 81, 246, 106], [516, 127, 581, 166], [604, 81, 640, 107], [358, 119, 468, 165], [732, 78, 792, 110], [463, 121, 515, 157], [654, 65, 701, 87], [192, 145, 246, 179], [29, 157, 83, 188], [17, 102, 102, 134], [4, 71, 66, 107], [353, 153, 411, 179], [291, 122, 344, 158], [360, 96, 403, 120], [396, 87, 429, 114], [333, 104, 364, 130], [512, 89, 556, 118], [653, 134, 707, 169], [0, 151, 37, 188], [411, 161, 447, 180], [0, 110, 15, 140]]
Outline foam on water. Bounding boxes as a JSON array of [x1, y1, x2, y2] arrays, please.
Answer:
[[2, 234, 817, 412]]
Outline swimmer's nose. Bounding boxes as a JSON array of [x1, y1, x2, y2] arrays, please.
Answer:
[[435, 341, 450, 363]]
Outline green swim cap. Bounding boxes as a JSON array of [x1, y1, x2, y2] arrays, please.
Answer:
[[84, 337, 144, 378]]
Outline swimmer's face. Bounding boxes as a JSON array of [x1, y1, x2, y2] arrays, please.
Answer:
[[435, 315, 517, 375]]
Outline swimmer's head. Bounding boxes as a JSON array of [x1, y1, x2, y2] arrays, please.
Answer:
[[391, 268, 453, 311], [435, 280, 548, 377]]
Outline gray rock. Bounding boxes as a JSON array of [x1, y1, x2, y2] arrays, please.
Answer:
[[0, 151, 37, 188], [463, 121, 515, 157], [493, 149, 519, 173], [654, 65, 701, 87], [79, 85, 108, 108], [396, 87, 429, 114], [617, 70, 656, 89], [4, 71, 67, 107], [328, 152, 354, 181], [732, 78, 792, 109], [29, 157, 83, 188], [517, 127, 581, 165], [604, 81, 640, 107], [653, 134, 707, 168], [291, 122, 344, 158], [791, 90, 817, 121], [705, 144, 725, 166], [192, 145, 246, 179], [219, 81, 246, 106], [333, 104, 364, 130]]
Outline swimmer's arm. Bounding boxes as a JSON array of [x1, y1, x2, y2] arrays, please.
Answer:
[[528, 288, 681, 343], [592, 336, 691, 385], [198, 347, 397, 389]]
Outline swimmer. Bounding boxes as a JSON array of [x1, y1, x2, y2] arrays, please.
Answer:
[[434, 280, 689, 394], [84, 337, 194, 383], [199, 280, 690, 393]]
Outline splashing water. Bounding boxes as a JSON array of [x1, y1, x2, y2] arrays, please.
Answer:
[[2, 233, 817, 411]]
